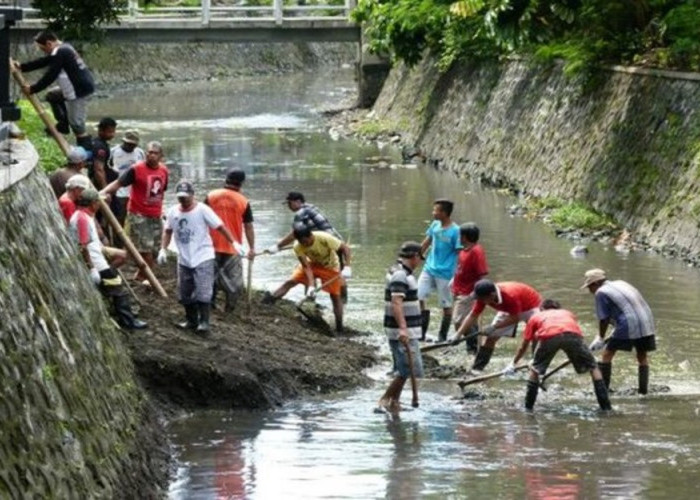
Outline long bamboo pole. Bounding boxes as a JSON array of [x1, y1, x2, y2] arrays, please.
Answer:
[[10, 64, 167, 297]]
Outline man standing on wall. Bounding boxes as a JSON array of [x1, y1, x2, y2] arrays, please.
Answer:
[[451, 223, 489, 352], [205, 167, 256, 311], [158, 181, 235, 334], [417, 199, 461, 342], [101, 141, 169, 283], [13, 30, 95, 150], [377, 241, 424, 413], [581, 268, 656, 395]]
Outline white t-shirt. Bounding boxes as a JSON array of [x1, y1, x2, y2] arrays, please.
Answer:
[[165, 202, 223, 268], [69, 209, 110, 272], [110, 145, 145, 198]]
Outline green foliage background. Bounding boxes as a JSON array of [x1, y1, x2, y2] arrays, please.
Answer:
[[352, 0, 700, 73]]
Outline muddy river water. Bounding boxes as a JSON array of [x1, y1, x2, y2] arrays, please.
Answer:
[[93, 70, 700, 498]]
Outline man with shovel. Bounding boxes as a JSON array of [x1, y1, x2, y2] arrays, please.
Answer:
[[262, 225, 351, 333], [504, 299, 611, 411], [377, 241, 424, 413]]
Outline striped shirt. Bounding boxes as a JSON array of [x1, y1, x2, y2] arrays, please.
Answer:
[[384, 261, 422, 340], [294, 203, 342, 240], [595, 280, 655, 339]]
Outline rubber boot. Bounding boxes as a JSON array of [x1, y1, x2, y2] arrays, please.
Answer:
[[465, 324, 478, 354], [196, 302, 211, 334], [113, 295, 147, 329], [224, 291, 239, 313], [598, 362, 612, 390], [438, 315, 452, 342], [471, 346, 494, 371], [76, 134, 93, 151], [262, 291, 277, 305], [178, 304, 198, 330], [638, 365, 649, 395], [525, 380, 539, 410], [420, 310, 431, 341], [335, 316, 343, 334], [593, 379, 612, 410], [340, 284, 348, 305]]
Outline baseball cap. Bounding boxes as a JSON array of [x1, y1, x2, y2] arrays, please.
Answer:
[[581, 268, 606, 289], [65, 174, 91, 190], [473, 279, 497, 298], [67, 146, 88, 165], [122, 129, 140, 145], [398, 241, 422, 258], [285, 191, 305, 203], [175, 180, 195, 198]]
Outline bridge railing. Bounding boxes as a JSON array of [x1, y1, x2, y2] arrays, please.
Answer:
[[19, 1, 358, 27]]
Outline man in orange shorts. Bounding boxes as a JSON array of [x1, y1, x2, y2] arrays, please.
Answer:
[[263, 225, 351, 333]]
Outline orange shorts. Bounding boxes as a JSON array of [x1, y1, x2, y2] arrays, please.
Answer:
[[291, 265, 342, 296]]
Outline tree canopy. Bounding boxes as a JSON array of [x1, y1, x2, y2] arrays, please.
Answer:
[[352, 0, 700, 74], [32, 0, 126, 41]]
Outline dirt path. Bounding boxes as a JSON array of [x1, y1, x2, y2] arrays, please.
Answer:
[[122, 264, 378, 411]]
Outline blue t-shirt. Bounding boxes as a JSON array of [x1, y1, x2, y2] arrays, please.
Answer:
[[423, 220, 461, 279]]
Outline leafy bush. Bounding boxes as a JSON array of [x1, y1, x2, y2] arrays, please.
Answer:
[[16, 100, 65, 173], [32, 0, 126, 41]]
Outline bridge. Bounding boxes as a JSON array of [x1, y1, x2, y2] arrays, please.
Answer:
[[11, 0, 361, 43]]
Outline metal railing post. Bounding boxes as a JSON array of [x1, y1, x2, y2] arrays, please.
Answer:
[[273, 0, 283, 25], [346, 0, 357, 16], [202, 0, 211, 26], [128, 0, 138, 22]]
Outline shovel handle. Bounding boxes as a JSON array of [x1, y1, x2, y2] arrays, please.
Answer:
[[405, 341, 419, 408]]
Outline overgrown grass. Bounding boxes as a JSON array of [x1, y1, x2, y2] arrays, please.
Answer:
[[16, 100, 65, 173], [355, 118, 395, 137], [549, 202, 615, 231]]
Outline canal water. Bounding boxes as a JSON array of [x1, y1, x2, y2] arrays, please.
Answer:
[[93, 70, 700, 498]]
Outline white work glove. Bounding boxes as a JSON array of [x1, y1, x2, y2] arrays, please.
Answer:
[[266, 244, 280, 254], [341, 266, 352, 280], [502, 363, 517, 376], [482, 324, 496, 336], [157, 248, 168, 265], [233, 241, 246, 257], [306, 288, 316, 300], [589, 337, 606, 352], [90, 268, 101, 285]]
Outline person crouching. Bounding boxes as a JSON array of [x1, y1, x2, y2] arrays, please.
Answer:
[[505, 299, 611, 411], [69, 188, 146, 329], [158, 180, 235, 334]]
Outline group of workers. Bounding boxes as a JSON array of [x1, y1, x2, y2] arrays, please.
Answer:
[[16, 28, 657, 414], [378, 198, 656, 413]]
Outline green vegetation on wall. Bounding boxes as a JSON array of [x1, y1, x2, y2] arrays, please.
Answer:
[[16, 100, 65, 173], [353, 0, 700, 74]]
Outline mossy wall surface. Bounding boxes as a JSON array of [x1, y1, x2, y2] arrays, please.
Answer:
[[374, 58, 700, 260], [0, 167, 165, 497]]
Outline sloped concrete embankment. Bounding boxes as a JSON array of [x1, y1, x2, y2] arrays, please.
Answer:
[[373, 58, 700, 262]]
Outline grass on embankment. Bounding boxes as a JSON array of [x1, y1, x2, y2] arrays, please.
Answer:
[[529, 196, 616, 231], [16, 100, 65, 173]]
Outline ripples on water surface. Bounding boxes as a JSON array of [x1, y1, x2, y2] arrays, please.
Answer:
[[92, 70, 700, 499]]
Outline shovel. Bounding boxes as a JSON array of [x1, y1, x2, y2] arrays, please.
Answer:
[[405, 341, 419, 408], [420, 329, 485, 353], [457, 364, 529, 389], [295, 274, 343, 331]]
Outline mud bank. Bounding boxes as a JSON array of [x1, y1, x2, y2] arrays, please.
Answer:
[[329, 58, 700, 264], [125, 265, 377, 411]]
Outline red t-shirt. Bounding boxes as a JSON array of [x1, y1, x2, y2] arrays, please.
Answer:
[[58, 193, 76, 223], [451, 243, 488, 295], [471, 281, 542, 316], [206, 188, 252, 254], [121, 161, 169, 218], [523, 309, 583, 342]]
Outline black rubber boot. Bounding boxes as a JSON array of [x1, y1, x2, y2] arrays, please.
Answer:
[[593, 379, 612, 410], [340, 284, 348, 305], [598, 362, 612, 390], [438, 315, 452, 342], [420, 310, 431, 341], [262, 291, 277, 305], [76, 135, 93, 151], [113, 294, 147, 329], [471, 346, 494, 371], [335, 316, 343, 334], [178, 304, 198, 330], [465, 324, 479, 353], [224, 291, 239, 312], [638, 365, 649, 395], [525, 380, 539, 410], [196, 302, 211, 334]]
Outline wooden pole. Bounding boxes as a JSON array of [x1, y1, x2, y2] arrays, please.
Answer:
[[10, 65, 168, 297], [457, 365, 529, 389], [246, 257, 252, 315], [405, 341, 419, 408]]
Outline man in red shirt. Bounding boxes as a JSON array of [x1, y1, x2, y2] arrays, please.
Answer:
[[58, 173, 91, 223], [453, 279, 542, 371], [205, 167, 256, 311], [505, 299, 611, 411], [450, 223, 488, 350], [101, 141, 169, 282]]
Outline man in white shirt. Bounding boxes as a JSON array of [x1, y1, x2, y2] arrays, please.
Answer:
[[158, 180, 235, 334], [109, 129, 145, 227]]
